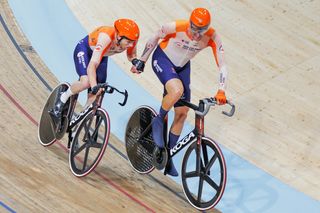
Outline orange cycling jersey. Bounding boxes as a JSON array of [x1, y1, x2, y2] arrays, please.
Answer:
[[157, 20, 223, 68], [88, 26, 137, 63]]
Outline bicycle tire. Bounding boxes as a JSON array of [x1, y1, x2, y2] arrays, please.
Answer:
[[69, 107, 110, 177], [125, 106, 157, 174], [38, 82, 70, 146], [181, 137, 227, 211]]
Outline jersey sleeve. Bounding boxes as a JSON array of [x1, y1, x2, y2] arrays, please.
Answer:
[[207, 30, 225, 68], [207, 30, 228, 90], [157, 21, 176, 39], [90, 32, 112, 63]]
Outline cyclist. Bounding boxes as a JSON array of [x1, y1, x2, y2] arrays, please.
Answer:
[[132, 8, 228, 176], [50, 19, 144, 119]]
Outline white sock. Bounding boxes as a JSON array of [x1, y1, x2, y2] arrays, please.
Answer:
[[60, 88, 73, 103]]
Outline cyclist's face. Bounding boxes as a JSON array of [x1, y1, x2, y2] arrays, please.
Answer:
[[189, 22, 209, 40], [119, 37, 135, 48]]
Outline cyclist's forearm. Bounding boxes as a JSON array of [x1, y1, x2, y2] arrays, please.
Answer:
[[140, 34, 160, 62], [218, 65, 227, 91], [87, 61, 98, 88]]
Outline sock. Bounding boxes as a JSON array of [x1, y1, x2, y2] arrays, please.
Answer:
[[159, 106, 168, 120], [167, 132, 180, 176], [60, 88, 73, 103], [169, 132, 180, 149]]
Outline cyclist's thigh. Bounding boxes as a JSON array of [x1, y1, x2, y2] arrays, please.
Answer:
[[174, 62, 191, 107], [74, 36, 92, 77], [96, 56, 108, 83], [151, 46, 180, 86]]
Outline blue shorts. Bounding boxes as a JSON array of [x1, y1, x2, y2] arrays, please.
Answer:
[[73, 36, 108, 83], [151, 46, 191, 107]]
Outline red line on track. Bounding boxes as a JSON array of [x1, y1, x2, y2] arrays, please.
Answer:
[[0, 83, 156, 213]]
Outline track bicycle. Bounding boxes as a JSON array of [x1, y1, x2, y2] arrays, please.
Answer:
[[125, 98, 235, 210], [38, 82, 128, 177]]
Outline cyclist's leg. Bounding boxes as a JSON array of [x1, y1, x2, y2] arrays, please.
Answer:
[[151, 47, 183, 148], [51, 37, 91, 117], [170, 60, 191, 133], [166, 62, 191, 176]]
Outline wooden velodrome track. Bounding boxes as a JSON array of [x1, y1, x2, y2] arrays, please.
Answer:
[[0, 0, 319, 212], [66, 0, 320, 200]]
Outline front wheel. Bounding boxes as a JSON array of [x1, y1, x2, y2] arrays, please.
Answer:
[[69, 108, 110, 177], [181, 137, 227, 211]]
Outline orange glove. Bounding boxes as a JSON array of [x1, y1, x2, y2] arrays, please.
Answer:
[[214, 89, 227, 105]]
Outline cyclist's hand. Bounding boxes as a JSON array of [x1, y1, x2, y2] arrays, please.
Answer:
[[91, 85, 104, 95], [214, 89, 227, 105], [131, 58, 145, 74]]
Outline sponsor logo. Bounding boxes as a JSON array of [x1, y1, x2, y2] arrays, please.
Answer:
[[153, 60, 163, 73], [77, 51, 86, 69], [70, 104, 92, 126], [77, 51, 84, 57], [174, 42, 182, 47], [170, 132, 196, 155], [175, 41, 201, 52]]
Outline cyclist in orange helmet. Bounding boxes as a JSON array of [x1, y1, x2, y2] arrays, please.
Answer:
[[132, 8, 228, 177], [50, 19, 144, 119]]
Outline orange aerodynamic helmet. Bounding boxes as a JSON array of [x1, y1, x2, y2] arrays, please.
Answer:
[[190, 8, 211, 31], [114, 19, 140, 41]]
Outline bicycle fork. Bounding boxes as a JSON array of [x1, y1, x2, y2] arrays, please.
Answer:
[[195, 114, 210, 175]]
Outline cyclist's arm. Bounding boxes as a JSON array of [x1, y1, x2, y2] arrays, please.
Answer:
[[208, 32, 227, 91], [127, 41, 138, 62], [139, 22, 176, 62], [88, 32, 111, 88]]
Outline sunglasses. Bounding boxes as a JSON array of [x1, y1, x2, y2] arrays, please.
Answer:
[[190, 21, 209, 34]]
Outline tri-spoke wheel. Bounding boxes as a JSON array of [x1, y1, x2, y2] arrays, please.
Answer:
[[69, 108, 110, 177], [125, 106, 157, 174], [181, 137, 227, 211]]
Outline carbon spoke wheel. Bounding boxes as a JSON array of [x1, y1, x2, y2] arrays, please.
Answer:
[[125, 106, 157, 174], [69, 108, 110, 177], [181, 137, 227, 211]]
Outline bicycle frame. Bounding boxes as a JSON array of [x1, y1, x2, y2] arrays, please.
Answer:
[[66, 91, 105, 148], [168, 98, 235, 158], [168, 113, 204, 158]]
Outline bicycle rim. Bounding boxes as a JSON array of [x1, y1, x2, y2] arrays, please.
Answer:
[[181, 137, 227, 210], [69, 108, 110, 177]]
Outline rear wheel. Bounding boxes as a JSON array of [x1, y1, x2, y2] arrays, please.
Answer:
[[38, 83, 70, 146], [181, 137, 227, 211], [125, 106, 157, 174], [69, 108, 110, 177]]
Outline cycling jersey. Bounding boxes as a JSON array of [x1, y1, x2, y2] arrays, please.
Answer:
[[88, 26, 137, 63], [141, 20, 227, 90], [157, 20, 222, 68]]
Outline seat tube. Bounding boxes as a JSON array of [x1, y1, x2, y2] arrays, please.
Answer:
[[195, 114, 204, 145], [69, 94, 79, 119]]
